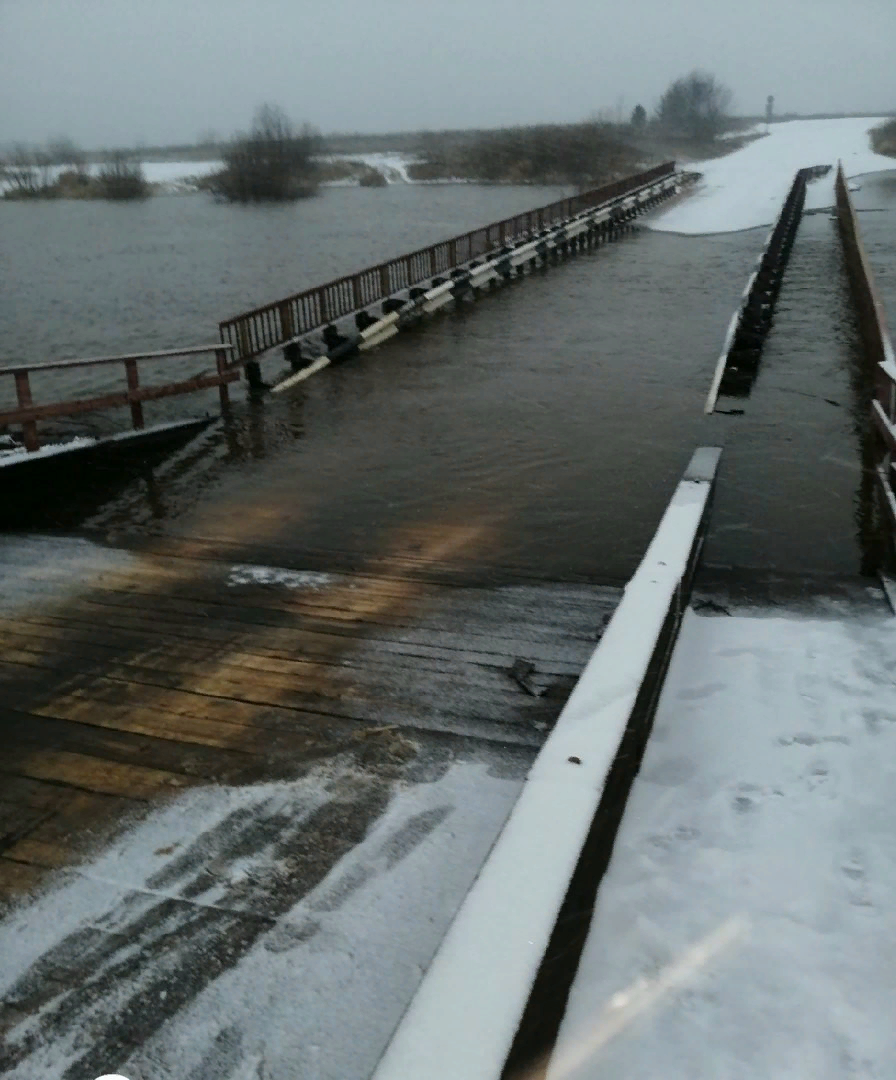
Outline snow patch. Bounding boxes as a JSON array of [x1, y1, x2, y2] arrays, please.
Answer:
[[0, 435, 95, 465], [337, 152, 419, 184], [138, 160, 221, 184], [551, 606, 896, 1078], [226, 563, 334, 589], [653, 117, 894, 234], [0, 759, 524, 1080]]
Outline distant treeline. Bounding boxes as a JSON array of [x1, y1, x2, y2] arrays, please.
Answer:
[[408, 72, 739, 184], [409, 122, 643, 185], [8, 77, 889, 203]]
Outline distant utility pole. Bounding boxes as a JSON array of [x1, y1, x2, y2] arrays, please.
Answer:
[[765, 95, 775, 132]]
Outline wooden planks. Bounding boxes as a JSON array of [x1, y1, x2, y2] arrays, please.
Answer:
[[0, 545, 619, 900]]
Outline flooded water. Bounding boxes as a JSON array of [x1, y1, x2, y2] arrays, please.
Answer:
[[704, 210, 880, 576], [1, 184, 572, 372], [3, 181, 885, 581]]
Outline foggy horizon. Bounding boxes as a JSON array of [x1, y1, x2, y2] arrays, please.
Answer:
[[1, 0, 894, 148]]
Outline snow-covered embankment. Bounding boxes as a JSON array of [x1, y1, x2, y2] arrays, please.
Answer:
[[652, 117, 894, 234]]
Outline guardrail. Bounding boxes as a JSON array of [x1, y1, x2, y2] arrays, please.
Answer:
[[219, 163, 676, 362], [704, 166, 818, 412], [269, 170, 680, 394], [0, 345, 237, 452], [834, 163, 896, 544]]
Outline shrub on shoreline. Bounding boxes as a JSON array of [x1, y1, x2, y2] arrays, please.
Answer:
[[871, 118, 896, 158], [97, 152, 149, 199], [1, 144, 148, 200], [358, 167, 388, 187], [206, 105, 321, 202]]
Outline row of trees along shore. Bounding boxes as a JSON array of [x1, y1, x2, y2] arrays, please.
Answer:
[[410, 72, 738, 185]]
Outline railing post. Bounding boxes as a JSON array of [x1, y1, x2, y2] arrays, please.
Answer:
[[14, 371, 39, 451], [124, 358, 144, 429], [279, 301, 294, 343], [237, 323, 251, 362], [216, 348, 231, 409], [379, 265, 391, 300]]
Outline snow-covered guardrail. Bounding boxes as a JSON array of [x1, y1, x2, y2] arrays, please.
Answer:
[[372, 446, 722, 1080], [705, 168, 814, 413]]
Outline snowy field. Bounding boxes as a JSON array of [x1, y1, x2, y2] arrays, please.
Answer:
[[550, 601, 896, 1079], [140, 159, 221, 185], [653, 117, 895, 234], [0, 159, 222, 194]]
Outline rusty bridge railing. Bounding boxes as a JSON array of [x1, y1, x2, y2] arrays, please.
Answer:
[[0, 344, 237, 452], [219, 162, 676, 362]]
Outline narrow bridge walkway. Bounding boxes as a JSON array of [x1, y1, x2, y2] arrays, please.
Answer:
[[706, 210, 880, 575]]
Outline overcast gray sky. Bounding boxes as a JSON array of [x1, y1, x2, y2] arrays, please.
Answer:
[[1, 0, 893, 147]]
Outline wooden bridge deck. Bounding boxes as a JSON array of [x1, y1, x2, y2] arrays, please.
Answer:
[[0, 535, 619, 906]]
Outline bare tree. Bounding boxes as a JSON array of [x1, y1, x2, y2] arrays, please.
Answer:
[[32, 148, 55, 190], [47, 136, 87, 174], [3, 144, 40, 196], [656, 71, 733, 140], [209, 104, 321, 202]]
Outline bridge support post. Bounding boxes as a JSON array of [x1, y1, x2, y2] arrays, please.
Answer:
[[124, 358, 145, 429], [14, 371, 39, 451], [215, 349, 232, 409], [245, 360, 265, 394]]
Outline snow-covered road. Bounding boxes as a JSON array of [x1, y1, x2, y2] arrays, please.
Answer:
[[652, 117, 895, 234], [550, 596, 896, 1079]]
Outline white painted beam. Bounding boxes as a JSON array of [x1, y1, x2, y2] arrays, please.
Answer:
[[373, 446, 722, 1080], [270, 355, 330, 393]]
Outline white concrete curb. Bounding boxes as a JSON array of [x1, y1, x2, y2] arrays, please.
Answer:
[[372, 446, 722, 1080]]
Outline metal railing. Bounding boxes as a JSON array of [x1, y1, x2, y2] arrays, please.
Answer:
[[0, 344, 237, 452], [219, 163, 676, 361]]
